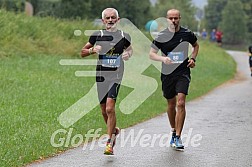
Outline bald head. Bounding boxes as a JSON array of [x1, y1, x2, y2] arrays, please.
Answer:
[[167, 9, 181, 18], [166, 9, 181, 32]]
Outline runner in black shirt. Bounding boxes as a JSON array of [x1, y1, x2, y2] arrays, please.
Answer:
[[149, 9, 199, 150], [81, 8, 132, 155]]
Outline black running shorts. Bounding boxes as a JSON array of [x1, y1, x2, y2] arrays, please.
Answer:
[[97, 81, 121, 104], [161, 74, 191, 99]]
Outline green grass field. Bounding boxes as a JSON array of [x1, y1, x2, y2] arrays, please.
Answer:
[[0, 11, 236, 166]]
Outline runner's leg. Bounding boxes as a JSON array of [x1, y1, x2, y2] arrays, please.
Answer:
[[106, 98, 116, 140], [167, 97, 176, 130], [175, 93, 186, 136]]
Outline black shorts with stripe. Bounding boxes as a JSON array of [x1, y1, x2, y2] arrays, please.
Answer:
[[96, 67, 123, 104], [96, 80, 121, 104]]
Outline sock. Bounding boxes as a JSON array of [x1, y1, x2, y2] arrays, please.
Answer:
[[171, 128, 176, 137], [107, 138, 111, 143]]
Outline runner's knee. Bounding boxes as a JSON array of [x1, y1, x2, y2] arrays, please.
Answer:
[[106, 106, 115, 115], [177, 99, 185, 109], [168, 103, 176, 110]]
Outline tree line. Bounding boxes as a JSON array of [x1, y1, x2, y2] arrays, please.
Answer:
[[0, 0, 251, 45], [0, 0, 196, 29], [205, 0, 251, 44]]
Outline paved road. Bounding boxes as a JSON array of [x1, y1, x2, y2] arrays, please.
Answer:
[[29, 51, 252, 167]]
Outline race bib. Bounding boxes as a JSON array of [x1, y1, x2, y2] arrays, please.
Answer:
[[101, 55, 120, 68], [167, 51, 185, 63]]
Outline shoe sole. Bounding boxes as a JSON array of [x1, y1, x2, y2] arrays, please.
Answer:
[[170, 144, 184, 151], [104, 152, 114, 155], [174, 145, 184, 151], [170, 143, 176, 148], [175, 148, 184, 151]]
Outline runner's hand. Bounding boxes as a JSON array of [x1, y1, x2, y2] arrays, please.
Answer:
[[187, 58, 196, 68], [122, 51, 130, 61], [93, 45, 102, 54], [162, 57, 172, 64]]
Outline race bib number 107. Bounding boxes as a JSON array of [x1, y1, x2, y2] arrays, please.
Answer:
[[101, 55, 120, 68]]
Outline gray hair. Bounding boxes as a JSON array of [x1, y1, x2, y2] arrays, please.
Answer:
[[102, 8, 119, 19]]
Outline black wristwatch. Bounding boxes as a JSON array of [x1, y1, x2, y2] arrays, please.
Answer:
[[190, 57, 196, 63]]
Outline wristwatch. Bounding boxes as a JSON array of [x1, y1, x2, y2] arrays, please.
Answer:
[[190, 57, 196, 62]]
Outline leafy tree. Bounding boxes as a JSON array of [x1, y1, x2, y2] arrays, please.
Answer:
[[240, 0, 252, 41], [204, 0, 227, 30], [89, 0, 118, 19], [27, 0, 39, 14], [26, 0, 152, 28], [115, 0, 152, 28], [56, 0, 91, 19], [27, 0, 60, 17], [0, 0, 25, 12], [220, 0, 247, 44], [90, 0, 152, 28], [205, 0, 251, 43]]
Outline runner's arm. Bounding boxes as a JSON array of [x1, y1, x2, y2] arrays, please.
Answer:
[[81, 42, 94, 57], [191, 41, 199, 60], [81, 42, 101, 57], [122, 45, 133, 60], [187, 41, 199, 68], [149, 47, 171, 64]]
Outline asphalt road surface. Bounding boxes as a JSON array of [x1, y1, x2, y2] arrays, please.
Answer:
[[29, 51, 252, 167]]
